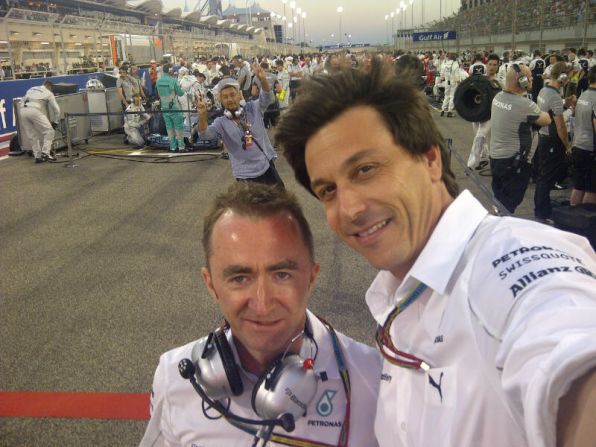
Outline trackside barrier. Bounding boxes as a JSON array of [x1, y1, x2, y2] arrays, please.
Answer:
[[446, 138, 511, 217]]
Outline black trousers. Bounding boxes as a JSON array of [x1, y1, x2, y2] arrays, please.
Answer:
[[534, 135, 566, 219], [490, 157, 531, 213]]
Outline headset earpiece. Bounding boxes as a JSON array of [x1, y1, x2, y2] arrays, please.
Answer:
[[512, 64, 529, 89], [251, 354, 318, 421], [223, 107, 244, 120], [191, 329, 243, 400], [557, 72, 568, 83]]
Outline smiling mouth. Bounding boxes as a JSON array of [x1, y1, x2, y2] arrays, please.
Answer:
[[355, 219, 389, 238]]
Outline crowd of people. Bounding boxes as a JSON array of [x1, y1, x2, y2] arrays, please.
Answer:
[[432, 0, 592, 37]]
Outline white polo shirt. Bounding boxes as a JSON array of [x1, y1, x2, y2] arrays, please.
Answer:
[[140, 310, 381, 446], [367, 190, 596, 447]]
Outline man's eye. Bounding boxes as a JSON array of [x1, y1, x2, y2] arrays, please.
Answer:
[[358, 164, 375, 175], [317, 185, 336, 201], [229, 276, 247, 284], [275, 272, 291, 280]]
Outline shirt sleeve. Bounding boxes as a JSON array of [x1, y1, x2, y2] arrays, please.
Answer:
[[257, 87, 274, 113], [47, 93, 60, 123], [526, 99, 542, 122], [139, 358, 171, 447], [199, 117, 223, 141], [550, 96, 565, 116], [468, 225, 596, 447]]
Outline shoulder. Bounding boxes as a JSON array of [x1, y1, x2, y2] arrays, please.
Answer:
[[465, 216, 596, 337]]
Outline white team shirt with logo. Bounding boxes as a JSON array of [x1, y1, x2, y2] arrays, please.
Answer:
[[140, 310, 381, 447], [366, 190, 596, 447]]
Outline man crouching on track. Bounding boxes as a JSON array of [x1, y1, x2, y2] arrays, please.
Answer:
[[140, 183, 381, 447]]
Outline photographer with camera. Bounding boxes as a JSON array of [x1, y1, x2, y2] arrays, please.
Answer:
[[196, 63, 284, 187]]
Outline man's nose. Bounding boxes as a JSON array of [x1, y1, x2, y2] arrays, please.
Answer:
[[249, 277, 273, 315], [337, 186, 366, 222]]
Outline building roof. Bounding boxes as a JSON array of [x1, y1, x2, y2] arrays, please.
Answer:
[[222, 3, 270, 17], [126, 0, 162, 15]]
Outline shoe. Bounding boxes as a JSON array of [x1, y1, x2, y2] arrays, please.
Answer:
[[475, 160, 489, 170], [440, 111, 445, 117], [447, 112, 454, 117], [124, 137, 129, 145], [169, 148, 179, 153], [220, 152, 229, 160], [536, 217, 554, 226], [178, 147, 188, 153], [552, 182, 566, 190], [35, 157, 44, 163], [42, 153, 57, 162]]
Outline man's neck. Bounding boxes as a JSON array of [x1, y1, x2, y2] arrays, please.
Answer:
[[234, 335, 305, 376]]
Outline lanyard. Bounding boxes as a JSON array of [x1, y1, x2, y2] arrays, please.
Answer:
[[375, 281, 431, 371], [227, 317, 351, 447]]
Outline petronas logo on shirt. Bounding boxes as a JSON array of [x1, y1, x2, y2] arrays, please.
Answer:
[[316, 390, 336, 417]]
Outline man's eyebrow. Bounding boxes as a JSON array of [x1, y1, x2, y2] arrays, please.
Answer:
[[222, 265, 253, 278], [310, 148, 378, 191], [267, 259, 299, 272]]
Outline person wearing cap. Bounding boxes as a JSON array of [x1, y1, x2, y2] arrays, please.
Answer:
[[195, 63, 284, 187], [156, 63, 186, 152]]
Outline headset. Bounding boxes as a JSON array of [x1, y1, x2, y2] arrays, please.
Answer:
[[223, 107, 245, 120], [512, 64, 529, 89], [179, 325, 319, 446]]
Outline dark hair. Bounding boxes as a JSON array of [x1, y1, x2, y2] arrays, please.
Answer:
[[162, 63, 171, 74], [394, 55, 425, 89], [588, 66, 596, 85], [275, 58, 459, 198], [487, 53, 500, 63], [202, 183, 314, 268]]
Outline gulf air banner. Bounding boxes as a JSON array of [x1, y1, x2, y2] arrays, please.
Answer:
[[412, 31, 457, 42]]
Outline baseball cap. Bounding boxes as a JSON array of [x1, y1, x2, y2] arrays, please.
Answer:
[[213, 77, 240, 95]]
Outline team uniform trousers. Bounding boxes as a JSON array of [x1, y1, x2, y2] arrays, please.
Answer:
[[534, 134, 567, 218], [468, 120, 491, 168], [368, 190, 596, 447], [20, 106, 54, 158], [489, 157, 531, 213], [140, 310, 382, 447]]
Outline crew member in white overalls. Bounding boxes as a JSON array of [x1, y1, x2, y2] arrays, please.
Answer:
[[21, 80, 60, 163]]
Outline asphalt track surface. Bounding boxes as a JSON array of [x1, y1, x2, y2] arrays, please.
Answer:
[[0, 106, 568, 446]]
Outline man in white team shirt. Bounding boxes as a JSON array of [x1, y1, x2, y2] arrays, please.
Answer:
[[276, 59, 596, 447], [140, 183, 381, 447]]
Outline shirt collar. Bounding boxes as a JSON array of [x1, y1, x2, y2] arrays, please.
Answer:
[[366, 190, 488, 324]]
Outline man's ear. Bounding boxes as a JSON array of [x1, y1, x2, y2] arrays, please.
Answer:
[[201, 267, 218, 301], [423, 145, 443, 183]]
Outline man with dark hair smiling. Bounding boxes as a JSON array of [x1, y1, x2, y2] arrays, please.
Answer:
[[275, 59, 596, 447]]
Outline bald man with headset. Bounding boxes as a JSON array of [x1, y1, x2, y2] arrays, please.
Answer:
[[489, 63, 551, 213], [139, 182, 381, 447], [196, 64, 284, 187]]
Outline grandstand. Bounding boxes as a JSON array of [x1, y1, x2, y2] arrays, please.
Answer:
[[396, 0, 595, 53], [0, 0, 297, 79]]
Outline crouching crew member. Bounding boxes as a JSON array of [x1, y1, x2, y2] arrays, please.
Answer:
[[139, 183, 381, 447], [21, 80, 60, 163], [196, 63, 284, 187], [124, 93, 151, 148]]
